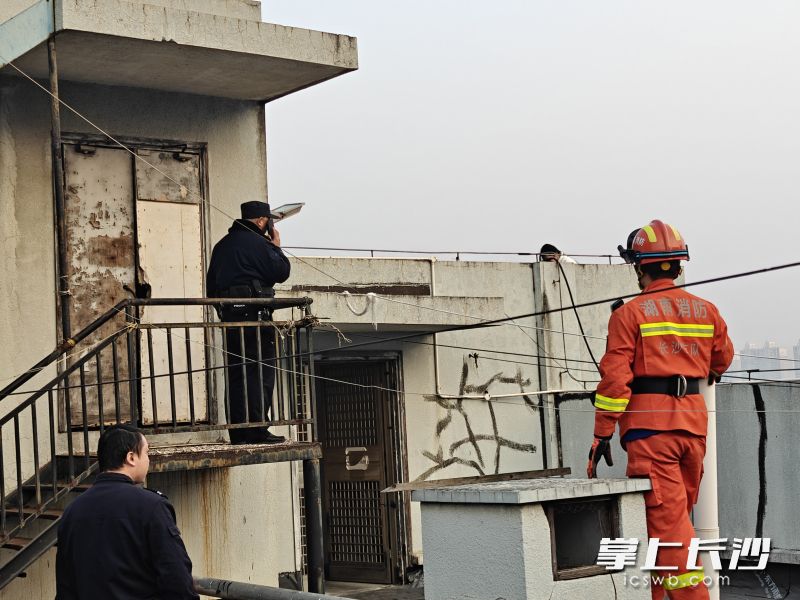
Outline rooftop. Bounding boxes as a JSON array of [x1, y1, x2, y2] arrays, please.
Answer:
[[0, 0, 357, 101]]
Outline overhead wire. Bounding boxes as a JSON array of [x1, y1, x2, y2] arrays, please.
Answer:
[[279, 260, 800, 361], [734, 352, 800, 364], [281, 247, 603, 385], [0, 53, 597, 399], [5, 54, 800, 415], [6, 52, 797, 375], [313, 326, 601, 373], [4, 324, 605, 398], [85, 310, 800, 412], [556, 260, 601, 371]]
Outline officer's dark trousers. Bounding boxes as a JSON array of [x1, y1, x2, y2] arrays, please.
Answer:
[[224, 322, 276, 444]]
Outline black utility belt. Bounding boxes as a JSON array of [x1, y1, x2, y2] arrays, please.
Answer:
[[218, 284, 274, 298], [218, 305, 272, 323], [631, 376, 701, 397]]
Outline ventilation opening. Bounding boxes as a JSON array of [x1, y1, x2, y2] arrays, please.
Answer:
[[545, 496, 619, 580]]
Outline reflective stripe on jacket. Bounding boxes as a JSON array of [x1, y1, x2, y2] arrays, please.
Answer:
[[594, 279, 734, 439]]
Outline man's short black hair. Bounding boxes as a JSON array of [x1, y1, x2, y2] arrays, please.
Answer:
[[540, 243, 560, 255], [639, 261, 682, 281], [98, 425, 145, 472]]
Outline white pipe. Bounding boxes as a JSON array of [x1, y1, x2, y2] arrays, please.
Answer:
[[436, 388, 583, 400], [695, 380, 720, 600]]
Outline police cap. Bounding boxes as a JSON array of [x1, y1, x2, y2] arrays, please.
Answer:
[[241, 201, 271, 219]]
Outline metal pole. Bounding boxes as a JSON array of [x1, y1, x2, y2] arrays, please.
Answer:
[[531, 263, 553, 468], [48, 35, 71, 343], [303, 458, 325, 594], [194, 577, 350, 600]]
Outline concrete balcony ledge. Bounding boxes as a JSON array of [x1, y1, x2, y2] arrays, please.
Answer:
[[136, 0, 261, 21], [411, 477, 652, 505], [281, 290, 506, 331], [1, 0, 357, 101], [147, 441, 322, 472]]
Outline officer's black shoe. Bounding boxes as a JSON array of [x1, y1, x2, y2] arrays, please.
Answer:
[[261, 431, 286, 444]]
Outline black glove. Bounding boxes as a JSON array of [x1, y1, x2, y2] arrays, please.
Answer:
[[587, 436, 613, 478]]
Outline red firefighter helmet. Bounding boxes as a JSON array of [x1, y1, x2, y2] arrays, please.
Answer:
[[630, 220, 690, 265]]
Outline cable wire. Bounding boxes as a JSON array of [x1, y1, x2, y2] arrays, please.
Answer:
[[6, 54, 800, 411], [288, 260, 800, 360], [556, 260, 601, 371], [7, 52, 799, 376]]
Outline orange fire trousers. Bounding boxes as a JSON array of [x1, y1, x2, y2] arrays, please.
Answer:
[[626, 432, 708, 600]]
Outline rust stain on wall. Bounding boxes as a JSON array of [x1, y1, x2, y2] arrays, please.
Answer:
[[195, 468, 231, 576], [85, 234, 134, 267]]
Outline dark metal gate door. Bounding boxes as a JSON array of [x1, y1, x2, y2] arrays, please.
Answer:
[[317, 361, 395, 584]]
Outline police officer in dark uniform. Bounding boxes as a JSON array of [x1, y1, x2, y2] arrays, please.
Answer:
[[206, 201, 291, 444], [56, 425, 198, 600]]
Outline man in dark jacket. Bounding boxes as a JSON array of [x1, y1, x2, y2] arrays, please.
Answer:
[[207, 201, 291, 444], [56, 425, 198, 600]]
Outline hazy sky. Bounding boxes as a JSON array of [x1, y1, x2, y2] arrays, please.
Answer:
[[262, 1, 800, 351]]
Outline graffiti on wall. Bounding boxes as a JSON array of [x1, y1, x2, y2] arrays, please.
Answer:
[[416, 358, 539, 481]]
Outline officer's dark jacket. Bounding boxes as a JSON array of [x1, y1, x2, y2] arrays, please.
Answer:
[[55, 472, 199, 600], [206, 219, 291, 297]]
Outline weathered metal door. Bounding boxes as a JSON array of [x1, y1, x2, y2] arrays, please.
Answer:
[[135, 149, 208, 425], [316, 361, 401, 584], [63, 144, 136, 425], [61, 142, 207, 426]]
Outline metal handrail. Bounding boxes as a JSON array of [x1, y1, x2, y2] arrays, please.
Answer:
[[0, 299, 129, 401], [0, 297, 313, 403], [0, 297, 317, 546]]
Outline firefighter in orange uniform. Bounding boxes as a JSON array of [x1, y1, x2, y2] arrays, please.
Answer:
[[587, 220, 733, 600]]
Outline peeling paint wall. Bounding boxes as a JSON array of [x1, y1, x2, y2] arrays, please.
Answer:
[[0, 79, 57, 391], [150, 463, 298, 587]]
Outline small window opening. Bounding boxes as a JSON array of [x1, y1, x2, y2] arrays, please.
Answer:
[[545, 496, 620, 580]]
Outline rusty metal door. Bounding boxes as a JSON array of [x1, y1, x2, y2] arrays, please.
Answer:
[[135, 149, 207, 425], [316, 360, 403, 584], [63, 144, 135, 425], [61, 142, 208, 427]]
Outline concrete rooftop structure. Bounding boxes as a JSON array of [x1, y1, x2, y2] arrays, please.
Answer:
[[0, 0, 358, 101]]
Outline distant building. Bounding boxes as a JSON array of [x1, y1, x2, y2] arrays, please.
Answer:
[[738, 341, 792, 380], [794, 340, 800, 379]]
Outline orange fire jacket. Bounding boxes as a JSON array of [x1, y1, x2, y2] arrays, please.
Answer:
[[594, 279, 734, 440]]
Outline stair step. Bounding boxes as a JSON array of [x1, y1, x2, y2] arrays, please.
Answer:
[[20, 483, 91, 494], [2, 537, 31, 551], [1, 508, 63, 520]]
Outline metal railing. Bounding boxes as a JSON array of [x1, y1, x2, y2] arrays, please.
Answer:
[[284, 245, 622, 263], [0, 297, 316, 547]]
